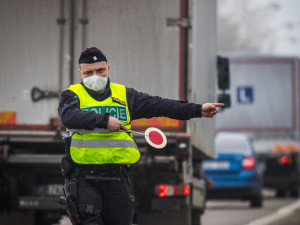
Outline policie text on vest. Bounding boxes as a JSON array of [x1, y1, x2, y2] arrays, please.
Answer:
[[82, 105, 128, 122]]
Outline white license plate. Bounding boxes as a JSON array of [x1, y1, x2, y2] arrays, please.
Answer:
[[203, 161, 229, 170], [44, 184, 64, 196]]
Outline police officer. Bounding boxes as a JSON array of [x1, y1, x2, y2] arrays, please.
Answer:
[[58, 47, 224, 225]]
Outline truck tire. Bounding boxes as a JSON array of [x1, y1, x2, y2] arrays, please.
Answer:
[[276, 189, 286, 197], [250, 194, 263, 208], [290, 188, 299, 197], [35, 211, 63, 225], [192, 210, 202, 225]]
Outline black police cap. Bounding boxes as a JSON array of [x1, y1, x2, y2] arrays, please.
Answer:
[[78, 47, 107, 64]]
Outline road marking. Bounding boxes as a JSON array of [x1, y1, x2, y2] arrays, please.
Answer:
[[246, 199, 300, 225]]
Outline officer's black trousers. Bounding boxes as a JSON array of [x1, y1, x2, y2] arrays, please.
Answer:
[[65, 168, 134, 225]]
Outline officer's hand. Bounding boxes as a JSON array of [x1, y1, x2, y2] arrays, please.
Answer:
[[201, 103, 225, 118], [107, 116, 128, 132]]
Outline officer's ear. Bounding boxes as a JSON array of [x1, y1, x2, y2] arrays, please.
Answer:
[[107, 64, 110, 77], [78, 66, 83, 80]]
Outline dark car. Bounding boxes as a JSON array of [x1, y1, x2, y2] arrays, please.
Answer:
[[204, 132, 263, 207]]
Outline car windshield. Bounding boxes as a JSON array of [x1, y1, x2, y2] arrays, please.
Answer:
[[215, 135, 251, 154]]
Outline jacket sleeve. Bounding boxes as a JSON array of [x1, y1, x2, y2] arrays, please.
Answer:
[[58, 90, 109, 129], [126, 87, 202, 121]]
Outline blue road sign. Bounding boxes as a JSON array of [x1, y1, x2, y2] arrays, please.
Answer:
[[237, 86, 254, 104]]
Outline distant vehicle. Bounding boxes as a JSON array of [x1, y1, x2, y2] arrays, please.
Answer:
[[204, 132, 263, 207], [264, 148, 300, 197], [216, 55, 300, 198]]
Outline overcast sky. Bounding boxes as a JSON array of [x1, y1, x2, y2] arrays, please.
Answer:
[[218, 0, 300, 56]]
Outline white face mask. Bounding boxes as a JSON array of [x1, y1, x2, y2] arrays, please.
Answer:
[[83, 75, 108, 92]]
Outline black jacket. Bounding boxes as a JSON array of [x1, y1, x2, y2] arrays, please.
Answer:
[[58, 81, 202, 130]]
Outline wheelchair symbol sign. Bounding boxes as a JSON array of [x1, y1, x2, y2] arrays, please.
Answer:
[[237, 86, 254, 104]]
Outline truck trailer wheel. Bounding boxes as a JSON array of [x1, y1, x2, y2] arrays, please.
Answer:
[[290, 188, 299, 197], [250, 194, 263, 208], [192, 210, 202, 225], [35, 211, 63, 225], [276, 189, 286, 198]]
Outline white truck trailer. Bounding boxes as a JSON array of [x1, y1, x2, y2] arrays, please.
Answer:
[[216, 55, 300, 197], [0, 0, 217, 224]]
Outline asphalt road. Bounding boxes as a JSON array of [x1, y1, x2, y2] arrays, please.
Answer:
[[202, 189, 300, 225], [1, 189, 298, 225], [47, 189, 300, 225]]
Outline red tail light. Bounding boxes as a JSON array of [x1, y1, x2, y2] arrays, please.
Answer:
[[157, 185, 168, 197], [155, 184, 190, 197], [279, 156, 292, 164], [242, 156, 255, 170], [184, 185, 190, 195]]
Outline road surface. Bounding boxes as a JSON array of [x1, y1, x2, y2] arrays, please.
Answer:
[[202, 189, 300, 225]]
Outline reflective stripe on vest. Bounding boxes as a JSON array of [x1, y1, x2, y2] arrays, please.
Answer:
[[71, 138, 137, 149], [67, 83, 140, 165]]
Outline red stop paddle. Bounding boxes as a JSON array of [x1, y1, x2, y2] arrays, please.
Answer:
[[128, 127, 167, 149], [145, 127, 167, 149]]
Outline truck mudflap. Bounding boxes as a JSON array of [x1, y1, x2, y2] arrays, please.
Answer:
[[191, 178, 206, 212]]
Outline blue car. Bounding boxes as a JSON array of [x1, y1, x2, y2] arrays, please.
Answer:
[[204, 132, 263, 207]]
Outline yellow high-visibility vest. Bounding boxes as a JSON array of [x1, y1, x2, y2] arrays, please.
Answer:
[[67, 82, 140, 165]]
